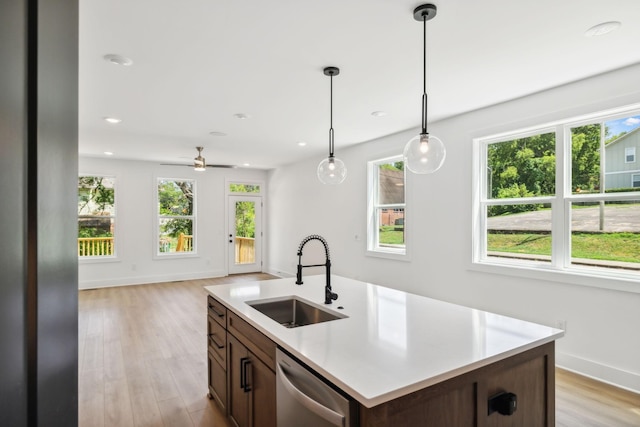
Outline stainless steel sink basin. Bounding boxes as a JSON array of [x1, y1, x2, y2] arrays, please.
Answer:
[[246, 296, 347, 328]]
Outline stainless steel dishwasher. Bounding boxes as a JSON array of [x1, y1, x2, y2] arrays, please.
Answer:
[[276, 348, 357, 427]]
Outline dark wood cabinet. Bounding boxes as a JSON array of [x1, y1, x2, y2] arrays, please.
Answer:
[[207, 296, 228, 411], [208, 295, 554, 427], [208, 296, 276, 427], [359, 342, 555, 427], [227, 334, 276, 427]]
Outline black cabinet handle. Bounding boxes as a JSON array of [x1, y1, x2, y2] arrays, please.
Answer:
[[488, 392, 517, 416], [240, 357, 248, 390], [208, 305, 224, 318], [208, 334, 224, 349], [240, 357, 252, 393]]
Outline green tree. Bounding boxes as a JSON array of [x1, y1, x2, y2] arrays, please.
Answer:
[[488, 132, 556, 203], [158, 180, 193, 237], [78, 176, 114, 238], [235, 201, 255, 238], [571, 124, 601, 192]]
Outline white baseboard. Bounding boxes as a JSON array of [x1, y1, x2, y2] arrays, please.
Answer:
[[557, 351, 640, 394], [265, 267, 294, 278], [79, 269, 227, 290]]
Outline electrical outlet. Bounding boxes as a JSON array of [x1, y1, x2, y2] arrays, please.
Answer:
[[555, 320, 566, 331]]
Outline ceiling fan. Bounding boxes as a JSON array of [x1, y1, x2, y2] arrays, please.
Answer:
[[161, 146, 236, 170]]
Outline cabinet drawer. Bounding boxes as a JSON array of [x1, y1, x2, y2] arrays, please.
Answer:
[[208, 315, 227, 364], [208, 295, 227, 327], [228, 311, 276, 371], [208, 350, 227, 411]]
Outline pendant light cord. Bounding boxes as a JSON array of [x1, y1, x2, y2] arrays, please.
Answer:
[[421, 16, 428, 135], [329, 72, 335, 157]]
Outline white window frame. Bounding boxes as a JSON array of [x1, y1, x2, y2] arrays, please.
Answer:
[[367, 155, 408, 260], [472, 104, 640, 294], [155, 177, 197, 258], [633, 174, 640, 188], [78, 175, 118, 262], [625, 147, 636, 163]]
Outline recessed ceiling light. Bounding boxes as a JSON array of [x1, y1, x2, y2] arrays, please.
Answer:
[[104, 151, 114, 156], [243, 163, 251, 167], [103, 54, 133, 66], [585, 21, 621, 37], [209, 131, 227, 137], [103, 116, 122, 124], [371, 111, 388, 117], [233, 113, 251, 119], [297, 141, 307, 147]]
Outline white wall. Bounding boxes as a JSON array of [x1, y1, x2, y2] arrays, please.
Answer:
[[266, 63, 640, 393], [78, 157, 267, 289]]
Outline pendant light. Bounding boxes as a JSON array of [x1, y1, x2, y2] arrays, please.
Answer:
[[317, 66, 347, 184], [403, 3, 446, 174]]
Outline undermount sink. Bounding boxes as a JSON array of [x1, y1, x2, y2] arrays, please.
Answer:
[[246, 296, 347, 328]]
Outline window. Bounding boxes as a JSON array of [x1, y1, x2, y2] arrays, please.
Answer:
[[78, 176, 115, 258], [625, 147, 636, 163], [474, 108, 640, 282], [368, 156, 406, 257], [229, 183, 261, 193], [157, 178, 195, 255]]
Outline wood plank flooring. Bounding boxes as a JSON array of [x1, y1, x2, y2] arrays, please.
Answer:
[[79, 273, 276, 427], [556, 368, 640, 426], [79, 274, 640, 427]]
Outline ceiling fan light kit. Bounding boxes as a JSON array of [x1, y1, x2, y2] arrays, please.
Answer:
[[194, 146, 206, 171], [317, 66, 347, 185], [160, 147, 236, 170], [403, 3, 446, 175]]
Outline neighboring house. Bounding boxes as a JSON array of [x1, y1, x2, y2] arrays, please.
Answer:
[[605, 127, 640, 190], [379, 168, 404, 226]]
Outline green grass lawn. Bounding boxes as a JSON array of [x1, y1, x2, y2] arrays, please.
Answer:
[[488, 232, 640, 263], [379, 226, 404, 245]]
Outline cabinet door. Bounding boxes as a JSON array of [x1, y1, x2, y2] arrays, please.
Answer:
[[208, 350, 227, 412], [248, 354, 276, 427], [228, 335, 250, 427], [485, 356, 548, 427]]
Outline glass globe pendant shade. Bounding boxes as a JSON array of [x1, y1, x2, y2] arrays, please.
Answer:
[[403, 132, 446, 174], [317, 155, 347, 185]]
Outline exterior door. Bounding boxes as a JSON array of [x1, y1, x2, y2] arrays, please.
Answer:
[[228, 195, 262, 274]]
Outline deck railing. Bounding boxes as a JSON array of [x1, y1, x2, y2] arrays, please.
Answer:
[[176, 233, 193, 252], [79, 234, 254, 262], [78, 237, 114, 257]]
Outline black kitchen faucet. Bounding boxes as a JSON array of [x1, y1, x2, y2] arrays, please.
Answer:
[[295, 234, 338, 304]]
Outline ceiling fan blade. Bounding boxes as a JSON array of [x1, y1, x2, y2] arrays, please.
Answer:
[[206, 164, 237, 169], [160, 163, 237, 168]]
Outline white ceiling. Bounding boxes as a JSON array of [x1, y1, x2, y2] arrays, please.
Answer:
[[79, 0, 640, 170]]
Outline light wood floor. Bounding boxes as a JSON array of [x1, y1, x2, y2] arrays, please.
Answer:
[[79, 274, 640, 427]]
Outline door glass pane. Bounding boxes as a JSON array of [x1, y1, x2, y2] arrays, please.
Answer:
[[235, 201, 256, 264]]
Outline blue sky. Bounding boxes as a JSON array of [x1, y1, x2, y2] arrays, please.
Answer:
[[606, 115, 640, 138]]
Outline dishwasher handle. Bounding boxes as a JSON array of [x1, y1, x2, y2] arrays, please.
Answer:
[[276, 361, 345, 427]]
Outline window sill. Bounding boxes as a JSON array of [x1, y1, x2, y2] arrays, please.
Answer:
[[469, 259, 640, 295], [79, 256, 120, 264], [366, 249, 410, 262], [153, 252, 199, 260]]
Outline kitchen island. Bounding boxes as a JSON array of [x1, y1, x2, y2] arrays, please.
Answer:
[[205, 275, 563, 426]]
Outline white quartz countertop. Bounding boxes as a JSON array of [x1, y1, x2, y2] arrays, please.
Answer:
[[205, 275, 564, 408]]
